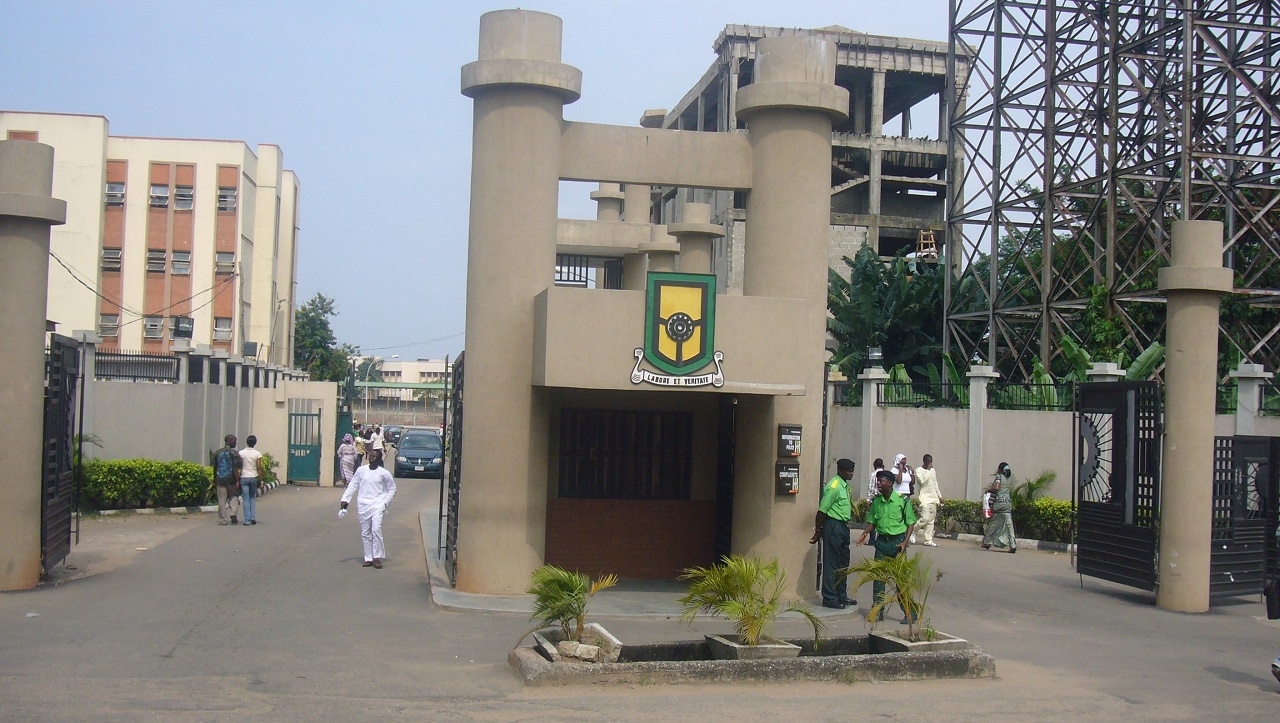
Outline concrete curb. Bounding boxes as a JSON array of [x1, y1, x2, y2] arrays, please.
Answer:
[[83, 480, 288, 516], [509, 643, 997, 686], [941, 531, 1075, 553]]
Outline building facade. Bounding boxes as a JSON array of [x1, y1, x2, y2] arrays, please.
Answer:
[[652, 25, 965, 290], [0, 112, 299, 365]]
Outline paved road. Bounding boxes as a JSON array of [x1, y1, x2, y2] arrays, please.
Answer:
[[1, 477, 1277, 721]]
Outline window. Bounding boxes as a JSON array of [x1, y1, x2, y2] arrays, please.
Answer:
[[101, 247, 122, 271], [105, 182, 125, 206], [143, 316, 164, 339], [213, 317, 233, 341], [557, 409, 693, 500], [171, 251, 191, 275], [215, 252, 235, 274], [174, 185, 194, 211], [170, 316, 194, 339], [149, 184, 170, 208], [99, 314, 120, 337], [146, 250, 166, 272], [217, 187, 237, 211]]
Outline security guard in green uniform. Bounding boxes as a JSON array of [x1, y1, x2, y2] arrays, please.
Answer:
[[857, 468, 918, 621], [810, 458, 856, 608]]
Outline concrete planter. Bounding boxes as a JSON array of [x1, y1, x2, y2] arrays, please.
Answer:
[[870, 630, 969, 654], [705, 634, 801, 660], [531, 623, 622, 663]]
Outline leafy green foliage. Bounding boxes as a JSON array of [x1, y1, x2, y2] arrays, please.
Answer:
[[1009, 469, 1055, 508], [678, 555, 825, 647], [839, 551, 943, 642], [294, 293, 358, 382], [82, 459, 213, 510], [1013, 498, 1073, 543], [259, 453, 280, 485], [526, 565, 618, 642], [827, 247, 944, 380]]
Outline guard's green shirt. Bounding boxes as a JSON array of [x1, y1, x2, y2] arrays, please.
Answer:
[[867, 491, 917, 535], [818, 475, 852, 522]]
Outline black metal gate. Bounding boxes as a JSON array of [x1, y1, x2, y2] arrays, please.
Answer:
[[444, 353, 464, 586], [42, 334, 80, 576], [1073, 382, 1162, 590], [1210, 436, 1276, 597]]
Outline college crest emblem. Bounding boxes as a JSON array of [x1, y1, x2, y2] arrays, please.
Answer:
[[631, 272, 724, 387]]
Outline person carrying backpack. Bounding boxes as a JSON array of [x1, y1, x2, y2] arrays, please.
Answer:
[[213, 434, 243, 526]]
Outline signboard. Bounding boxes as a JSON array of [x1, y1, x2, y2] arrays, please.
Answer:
[[776, 461, 800, 495], [777, 424, 802, 457]]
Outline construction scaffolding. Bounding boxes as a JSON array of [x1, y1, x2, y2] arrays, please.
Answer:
[[945, 0, 1280, 379]]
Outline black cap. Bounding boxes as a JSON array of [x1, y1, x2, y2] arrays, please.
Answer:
[[836, 458, 856, 472]]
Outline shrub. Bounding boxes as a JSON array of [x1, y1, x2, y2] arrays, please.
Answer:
[[1014, 498, 1073, 543], [526, 565, 618, 642], [82, 459, 214, 510], [259, 452, 280, 485], [678, 555, 825, 647]]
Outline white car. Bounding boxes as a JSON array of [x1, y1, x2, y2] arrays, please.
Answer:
[[1272, 655, 1280, 684]]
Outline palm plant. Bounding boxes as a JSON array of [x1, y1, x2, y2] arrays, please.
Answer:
[[841, 551, 943, 643], [526, 565, 618, 642], [1010, 470, 1055, 508], [678, 555, 825, 646]]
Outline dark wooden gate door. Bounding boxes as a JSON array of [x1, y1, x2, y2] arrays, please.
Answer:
[[42, 334, 79, 576], [444, 353, 464, 586]]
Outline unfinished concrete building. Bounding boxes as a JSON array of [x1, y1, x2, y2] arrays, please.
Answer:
[[653, 25, 963, 290]]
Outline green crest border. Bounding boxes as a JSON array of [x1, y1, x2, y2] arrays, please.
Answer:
[[643, 272, 717, 376]]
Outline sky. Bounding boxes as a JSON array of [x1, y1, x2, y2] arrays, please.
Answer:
[[1, 0, 950, 360]]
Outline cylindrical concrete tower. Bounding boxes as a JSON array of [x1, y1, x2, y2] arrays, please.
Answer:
[[1156, 220, 1232, 613], [590, 182, 625, 223], [458, 10, 581, 593], [639, 224, 679, 273], [668, 202, 723, 275], [0, 140, 67, 591], [735, 37, 848, 596]]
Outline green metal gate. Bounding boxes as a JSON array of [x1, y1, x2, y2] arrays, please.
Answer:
[[288, 403, 322, 485]]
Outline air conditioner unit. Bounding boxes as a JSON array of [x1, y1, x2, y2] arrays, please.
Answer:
[[242, 341, 259, 358]]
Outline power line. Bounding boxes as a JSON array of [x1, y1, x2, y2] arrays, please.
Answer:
[[359, 331, 466, 352], [49, 249, 239, 327]]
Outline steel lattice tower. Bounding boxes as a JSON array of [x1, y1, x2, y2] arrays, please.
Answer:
[[945, 0, 1280, 378]]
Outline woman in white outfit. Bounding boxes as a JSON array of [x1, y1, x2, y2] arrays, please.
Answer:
[[892, 454, 915, 542], [339, 449, 397, 569]]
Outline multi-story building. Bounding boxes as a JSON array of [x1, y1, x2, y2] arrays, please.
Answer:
[[653, 25, 964, 289], [0, 111, 300, 364]]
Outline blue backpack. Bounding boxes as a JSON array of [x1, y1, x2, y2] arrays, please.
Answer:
[[215, 449, 236, 481]]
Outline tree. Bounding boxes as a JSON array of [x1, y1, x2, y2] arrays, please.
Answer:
[[827, 246, 945, 380], [293, 293, 355, 382]]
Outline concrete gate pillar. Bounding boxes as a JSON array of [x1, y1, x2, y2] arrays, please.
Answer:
[[0, 140, 67, 591], [1156, 220, 1232, 613], [457, 10, 581, 593], [734, 36, 848, 596], [1228, 361, 1271, 436]]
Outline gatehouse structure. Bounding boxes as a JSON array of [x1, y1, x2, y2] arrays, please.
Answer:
[[454, 9, 846, 595]]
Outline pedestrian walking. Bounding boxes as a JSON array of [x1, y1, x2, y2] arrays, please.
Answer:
[[857, 469, 917, 622], [238, 435, 264, 525], [810, 458, 857, 609], [892, 453, 913, 496], [866, 458, 884, 544], [336, 433, 358, 487], [982, 462, 1017, 552], [212, 434, 242, 526], [914, 454, 942, 546], [338, 449, 397, 569]]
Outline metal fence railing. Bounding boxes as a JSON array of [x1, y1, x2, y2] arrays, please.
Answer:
[[94, 350, 180, 383], [1260, 383, 1280, 417], [876, 382, 968, 408], [1217, 382, 1238, 414], [829, 381, 863, 407], [988, 382, 1075, 411]]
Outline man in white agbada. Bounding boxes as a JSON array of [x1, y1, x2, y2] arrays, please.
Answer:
[[339, 449, 397, 569]]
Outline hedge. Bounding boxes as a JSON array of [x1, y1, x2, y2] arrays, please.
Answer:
[[82, 459, 213, 510], [851, 496, 1075, 544]]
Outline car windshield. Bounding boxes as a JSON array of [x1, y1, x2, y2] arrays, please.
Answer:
[[400, 434, 441, 451]]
